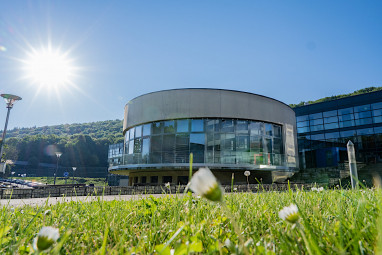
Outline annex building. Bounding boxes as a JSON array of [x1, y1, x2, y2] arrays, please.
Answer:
[[108, 89, 298, 186], [295, 90, 382, 170]]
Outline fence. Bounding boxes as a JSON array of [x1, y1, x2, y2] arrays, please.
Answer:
[[0, 183, 316, 200]]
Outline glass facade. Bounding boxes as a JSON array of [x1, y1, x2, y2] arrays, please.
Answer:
[[122, 118, 285, 166], [108, 143, 124, 166], [296, 100, 382, 168]]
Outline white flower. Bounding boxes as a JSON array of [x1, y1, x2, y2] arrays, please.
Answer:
[[279, 204, 299, 223], [244, 171, 250, 177], [311, 187, 324, 192], [189, 167, 223, 202], [233, 188, 238, 192], [165, 182, 170, 188], [33, 226, 60, 251]]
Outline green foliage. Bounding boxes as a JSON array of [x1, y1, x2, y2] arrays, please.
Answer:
[[0, 189, 379, 254], [290, 86, 382, 108], [1, 120, 123, 169]]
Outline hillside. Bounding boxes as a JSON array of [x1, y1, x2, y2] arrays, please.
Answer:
[[4, 119, 124, 142], [290, 86, 382, 108]]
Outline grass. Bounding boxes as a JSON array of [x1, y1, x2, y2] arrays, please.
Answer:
[[0, 188, 380, 254], [11, 177, 107, 186]]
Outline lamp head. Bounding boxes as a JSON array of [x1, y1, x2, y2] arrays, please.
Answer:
[[72, 167, 76, 171], [1, 94, 22, 108], [55, 152, 62, 158]]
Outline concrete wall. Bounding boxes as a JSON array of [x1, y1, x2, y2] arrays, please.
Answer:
[[123, 89, 298, 168]]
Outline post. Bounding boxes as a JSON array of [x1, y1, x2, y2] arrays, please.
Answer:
[[0, 107, 11, 163], [347, 140, 358, 189]]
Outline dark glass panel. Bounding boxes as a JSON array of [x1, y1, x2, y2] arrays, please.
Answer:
[[372, 102, 382, 110], [323, 110, 338, 117], [355, 118, 372, 126], [141, 176, 146, 183], [311, 134, 325, 141], [354, 111, 372, 119], [150, 176, 158, 183], [374, 126, 382, 134], [135, 125, 142, 138], [374, 116, 382, 123], [162, 134, 175, 163], [325, 132, 340, 139], [206, 133, 214, 163], [191, 119, 204, 132], [151, 135, 162, 163], [221, 134, 235, 163], [206, 119, 215, 132], [340, 130, 357, 138], [152, 122, 163, 134], [373, 109, 382, 117], [128, 140, 134, 154], [338, 107, 353, 115], [354, 104, 371, 112], [265, 123, 273, 136], [143, 124, 151, 136], [221, 119, 235, 132], [177, 176, 188, 185], [309, 112, 323, 120], [357, 128, 374, 135], [296, 115, 309, 122], [310, 125, 324, 132], [324, 122, 339, 130], [236, 120, 249, 133], [214, 133, 221, 163], [273, 125, 282, 137], [297, 127, 310, 133], [297, 121, 309, 128], [236, 135, 249, 152], [324, 116, 338, 124], [338, 114, 354, 121], [310, 119, 323, 125], [190, 133, 205, 163], [142, 138, 150, 163], [249, 122, 264, 135], [264, 138, 272, 153], [250, 135, 263, 152], [134, 138, 142, 153], [164, 121, 175, 133], [163, 176, 172, 183], [175, 134, 189, 163], [273, 138, 282, 154], [176, 119, 189, 133], [339, 120, 355, 128], [129, 128, 135, 140]]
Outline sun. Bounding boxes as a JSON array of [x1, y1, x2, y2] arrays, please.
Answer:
[[23, 46, 75, 89]]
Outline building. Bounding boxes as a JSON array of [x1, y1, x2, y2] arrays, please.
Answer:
[[294, 90, 382, 170], [108, 89, 298, 186]]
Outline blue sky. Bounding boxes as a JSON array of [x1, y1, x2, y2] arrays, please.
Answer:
[[0, 1, 381, 129]]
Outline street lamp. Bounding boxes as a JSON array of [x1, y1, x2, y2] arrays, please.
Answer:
[[72, 167, 76, 184], [0, 94, 21, 168], [53, 152, 62, 185], [244, 170, 251, 191]]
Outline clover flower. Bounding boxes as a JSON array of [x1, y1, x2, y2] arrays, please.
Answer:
[[244, 171, 250, 177], [165, 182, 170, 188], [33, 226, 60, 251], [279, 204, 299, 223], [311, 187, 324, 192], [189, 167, 223, 202]]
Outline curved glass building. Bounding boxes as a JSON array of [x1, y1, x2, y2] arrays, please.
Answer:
[[109, 89, 298, 185]]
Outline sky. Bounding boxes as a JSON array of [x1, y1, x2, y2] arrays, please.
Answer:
[[0, 0, 381, 130]]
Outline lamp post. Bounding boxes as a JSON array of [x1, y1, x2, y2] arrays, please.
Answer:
[[0, 94, 21, 167], [53, 152, 62, 185], [244, 170, 250, 192], [72, 167, 76, 184]]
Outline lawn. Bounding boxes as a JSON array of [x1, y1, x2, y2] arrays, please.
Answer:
[[0, 187, 380, 254]]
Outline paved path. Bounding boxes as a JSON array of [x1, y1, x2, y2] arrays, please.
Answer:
[[0, 194, 174, 208]]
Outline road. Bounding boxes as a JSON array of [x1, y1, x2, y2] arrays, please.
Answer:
[[0, 193, 174, 208]]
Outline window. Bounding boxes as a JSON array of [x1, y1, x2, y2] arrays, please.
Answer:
[[297, 127, 310, 133], [338, 107, 353, 115], [190, 133, 205, 163], [323, 110, 338, 117], [310, 119, 323, 125], [324, 123, 339, 130], [354, 111, 372, 119], [153, 122, 163, 134], [354, 104, 370, 112], [249, 122, 264, 135], [309, 113, 323, 120], [141, 176, 146, 183], [338, 114, 354, 121], [176, 119, 189, 132], [297, 121, 309, 128], [163, 176, 172, 183], [221, 119, 235, 132], [296, 115, 309, 122], [164, 121, 175, 133], [373, 109, 382, 117], [310, 125, 324, 132], [355, 118, 372, 126], [236, 120, 249, 133], [135, 125, 142, 138], [191, 119, 204, 132], [273, 125, 282, 137], [324, 116, 338, 124], [339, 120, 355, 128], [150, 176, 158, 183], [372, 102, 382, 110], [265, 123, 273, 136], [143, 124, 151, 136]]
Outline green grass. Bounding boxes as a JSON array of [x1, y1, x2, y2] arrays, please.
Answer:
[[0, 188, 380, 254], [12, 177, 107, 186]]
